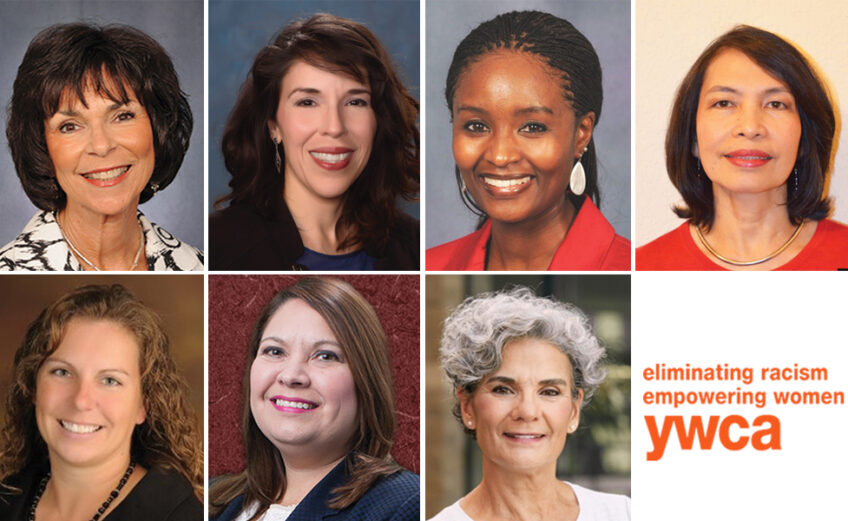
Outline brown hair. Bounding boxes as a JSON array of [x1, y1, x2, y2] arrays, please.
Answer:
[[0, 285, 202, 500], [666, 25, 833, 229], [216, 13, 419, 254], [6, 23, 193, 211], [209, 277, 399, 520]]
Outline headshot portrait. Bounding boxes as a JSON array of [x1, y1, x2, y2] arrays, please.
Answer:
[[426, 275, 631, 520], [208, 275, 420, 520], [636, 0, 848, 270], [208, 1, 420, 271], [425, 1, 631, 271], [0, 1, 204, 271], [0, 275, 204, 520]]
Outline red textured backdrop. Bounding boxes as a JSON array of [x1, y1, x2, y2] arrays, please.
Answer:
[[208, 274, 420, 477]]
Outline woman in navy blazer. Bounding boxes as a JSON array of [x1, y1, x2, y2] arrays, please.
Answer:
[[209, 277, 419, 521]]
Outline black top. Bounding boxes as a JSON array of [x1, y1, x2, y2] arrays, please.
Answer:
[[209, 201, 419, 271], [0, 466, 201, 521]]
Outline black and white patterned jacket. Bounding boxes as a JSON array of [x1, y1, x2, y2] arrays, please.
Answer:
[[0, 211, 204, 271]]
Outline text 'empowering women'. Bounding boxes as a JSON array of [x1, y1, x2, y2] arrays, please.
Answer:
[[642, 363, 845, 461]]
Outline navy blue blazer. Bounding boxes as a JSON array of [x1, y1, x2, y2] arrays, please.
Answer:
[[212, 460, 419, 521]]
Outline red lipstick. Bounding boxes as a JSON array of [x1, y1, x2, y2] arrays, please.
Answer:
[[309, 148, 354, 171], [723, 150, 772, 168]]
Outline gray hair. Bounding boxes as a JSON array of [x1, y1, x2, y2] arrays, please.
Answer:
[[440, 286, 606, 431]]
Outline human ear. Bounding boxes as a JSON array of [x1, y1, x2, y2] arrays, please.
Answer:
[[267, 120, 281, 143], [568, 388, 584, 433], [575, 112, 596, 157], [692, 141, 700, 159], [457, 388, 475, 428]]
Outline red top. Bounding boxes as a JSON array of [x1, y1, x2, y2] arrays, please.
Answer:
[[636, 219, 848, 271], [426, 199, 631, 271]]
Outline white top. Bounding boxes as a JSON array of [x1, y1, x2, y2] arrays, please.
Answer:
[[233, 501, 298, 521], [428, 482, 631, 521], [0, 210, 203, 271]]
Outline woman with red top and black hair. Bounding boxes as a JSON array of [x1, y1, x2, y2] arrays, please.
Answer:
[[637, 25, 848, 270], [425, 10, 630, 271]]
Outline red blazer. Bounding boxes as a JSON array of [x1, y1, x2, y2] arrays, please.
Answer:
[[636, 219, 848, 270], [426, 199, 631, 271]]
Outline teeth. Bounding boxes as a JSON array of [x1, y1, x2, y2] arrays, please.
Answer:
[[310, 152, 352, 163], [274, 399, 316, 410], [483, 177, 531, 188], [60, 420, 101, 433], [507, 433, 542, 439], [83, 166, 129, 180]]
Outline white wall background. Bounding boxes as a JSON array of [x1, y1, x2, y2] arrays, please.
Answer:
[[635, 0, 848, 246]]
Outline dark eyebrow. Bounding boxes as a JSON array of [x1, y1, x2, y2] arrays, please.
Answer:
[[703, 85, 792, 96], [515, 106, 554, 116], [55, 100, 130, 118], [456, 105, 487, 116], [286, 87, 372, 99], [259, 336, 341, 348], [487, 376, 570, 387]]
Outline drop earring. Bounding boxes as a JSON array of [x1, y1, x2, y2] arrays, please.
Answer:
[[272, 136, 281, 173], [793, 168, 799, 193], [569, 158, 586, 196]]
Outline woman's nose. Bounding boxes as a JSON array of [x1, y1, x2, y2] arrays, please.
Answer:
[[86, 122, 117, 156], [484, 129, 521, 167], [277, 360, 311, 388], [511, 392, 540, 421], [319, 105, 346, 138], [72, 380, 95, 410], [733, 104, 765, 139]]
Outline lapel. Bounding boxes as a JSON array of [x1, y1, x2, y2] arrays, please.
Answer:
[[288, 459, 347, 521]]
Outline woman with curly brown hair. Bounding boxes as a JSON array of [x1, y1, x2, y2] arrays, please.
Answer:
[[0, 284, 202, 520], [209, 13, 419, 271]]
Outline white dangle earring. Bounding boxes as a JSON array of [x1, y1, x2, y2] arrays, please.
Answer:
[[569, 158, 586, 196]]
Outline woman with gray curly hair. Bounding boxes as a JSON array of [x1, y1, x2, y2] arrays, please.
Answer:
[[431, 286, 630, 521]]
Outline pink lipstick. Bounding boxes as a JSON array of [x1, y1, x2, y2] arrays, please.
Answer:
[[270, 395, 319, 413], [80, 165, 131, 187], [309, 147, 353, 171]]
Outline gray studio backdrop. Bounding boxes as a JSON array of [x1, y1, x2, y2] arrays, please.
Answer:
[[425, 0, 631, 248], [208, 0, 420, 217], [0, 0, 204, 250]]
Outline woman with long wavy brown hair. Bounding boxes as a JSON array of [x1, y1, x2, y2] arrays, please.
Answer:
[[209, 14, 419, 271], [0, 284, 202, 520]]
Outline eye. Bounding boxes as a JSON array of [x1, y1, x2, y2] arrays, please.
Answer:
[[116, 110, 136, 121], [711, 100, 734, 108], [519, 122, 548, 134], [766, 100, 789, 109], [58, 122, 80, 134], [314, 350, 341, 362], [540, 388, 561, 397], [462, 120, 489, 134], [50, 368, 71, 377], [294, 98, 317, 107], [492, 385, 513, 395], [261, 346, 285, 357], [102, 376, 122, 387], [347, 98, 370, 107]]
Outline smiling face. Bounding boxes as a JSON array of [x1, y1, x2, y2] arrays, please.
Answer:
[[459, 337, 582, 474], [44, 83, 155, 219], [249, 298, 358, 462], [34, 318, 146, 469], [695, 48, 802, 198], [269, 60, 378, 204], [451, 50, 593, 225]]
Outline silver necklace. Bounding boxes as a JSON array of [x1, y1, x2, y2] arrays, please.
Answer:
[[54, 212, 145, 271]]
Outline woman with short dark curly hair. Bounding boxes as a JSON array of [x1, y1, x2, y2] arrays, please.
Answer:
[[209, 13, 419, 271], [637, 25, 848, 270], [0, 23, 203, 271], [0, 284, 203, 520]]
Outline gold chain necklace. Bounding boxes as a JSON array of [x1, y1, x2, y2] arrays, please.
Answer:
[[695, 220, 805, 267]]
